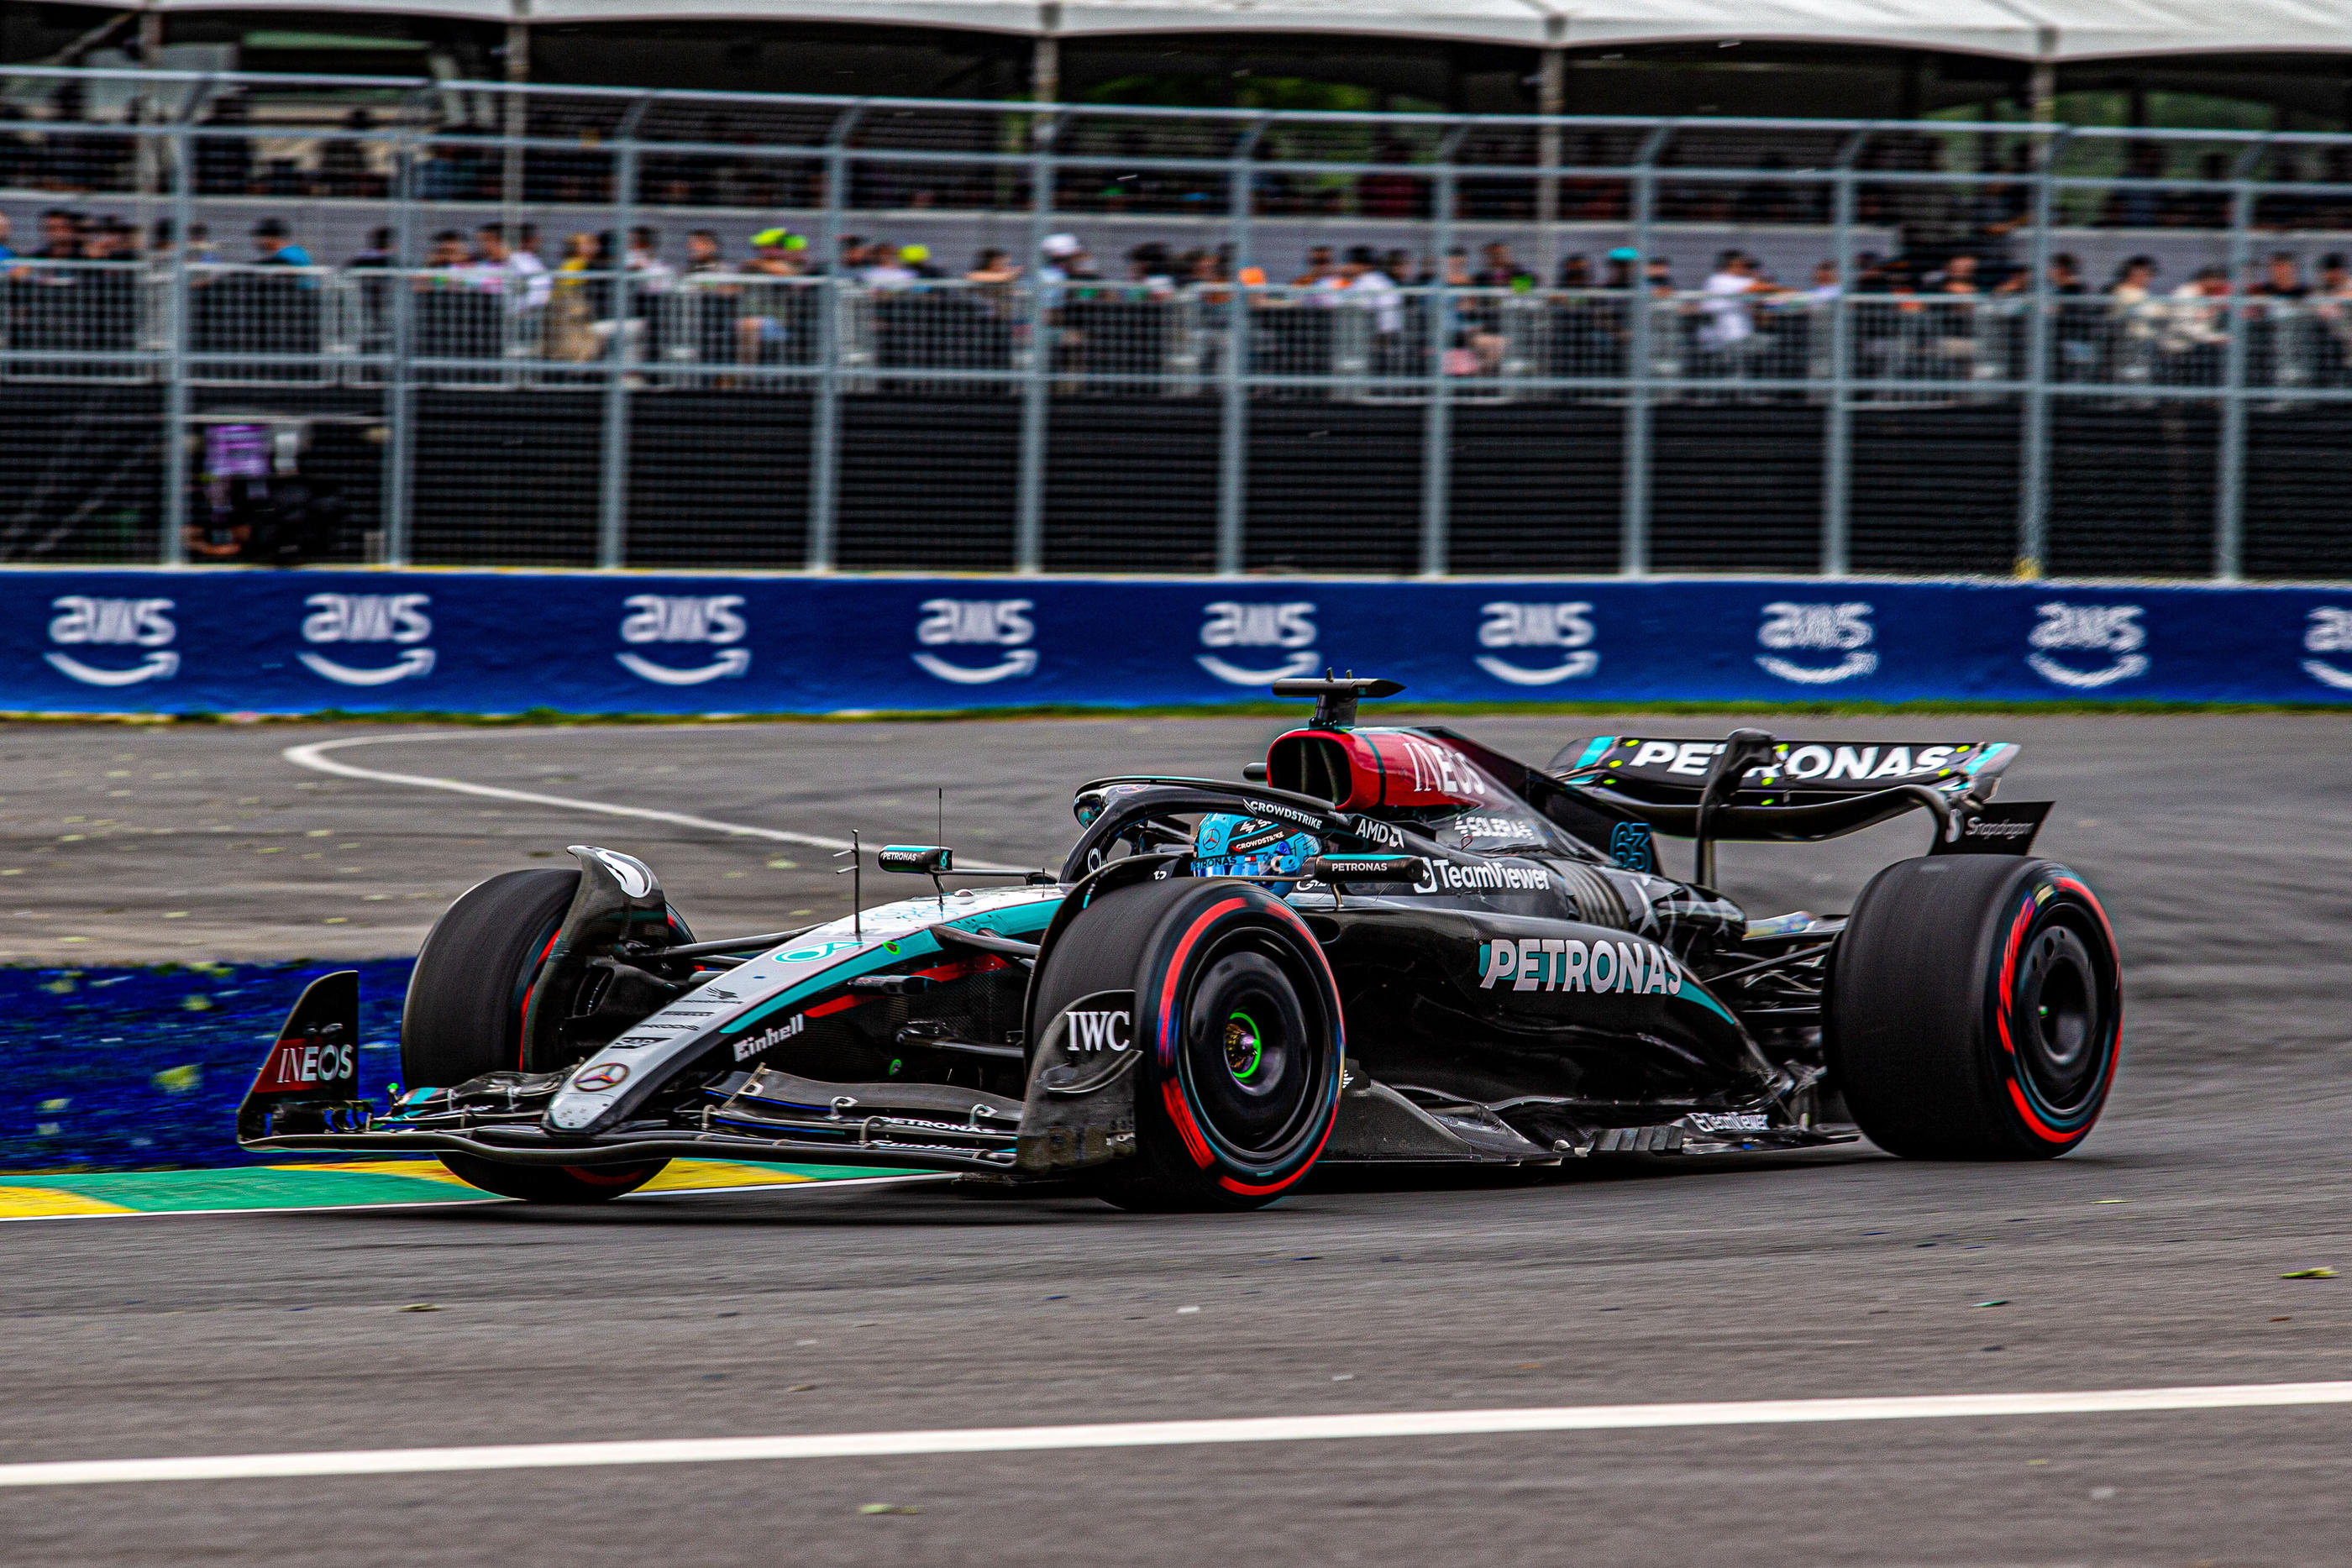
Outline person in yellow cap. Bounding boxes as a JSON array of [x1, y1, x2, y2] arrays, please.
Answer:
[[735, 227, 805, 366], [900, 242, 944, 280]]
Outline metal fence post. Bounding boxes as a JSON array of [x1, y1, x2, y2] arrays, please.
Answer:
[[1216, 118, 1265, 578], [2017, 126, 2063, 579], [806, 103, 862, 573], [1620, 124, 1670, 578], [1820, 130, 1864, 578], [1420, 125, 1467, 579], [1015, 107, 1058, 576], [596, 96, 651, 570], [2215, 140, 2264, 583], [381, 123, 421, 568], [160, 118, 195, 568]]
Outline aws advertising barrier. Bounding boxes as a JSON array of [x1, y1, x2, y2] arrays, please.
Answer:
[[8, 570, 2352, 714]]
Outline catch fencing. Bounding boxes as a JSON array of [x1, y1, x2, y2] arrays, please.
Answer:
[[8, 66, 2352, 580]]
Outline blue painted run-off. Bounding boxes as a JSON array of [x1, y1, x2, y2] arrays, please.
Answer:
[[0, 960, 414, 1171], [9, 571, 2352, 712]]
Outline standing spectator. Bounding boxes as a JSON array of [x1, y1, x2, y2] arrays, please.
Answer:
[[1557, 254, 1593, 289], [861, 243, 918, 287], [1805, 260, 1842, 302], [1473, 242, 1531, 289], [1125, 242, 1177, 297], [626, 226, 674, 294], [2252, 252, 2308, 299], [966, 248, 1019, 284], [681, 228, 726, 278], [1603, 246, 1639, 291], [2107, 254, 2160, 307], [252, 218, 312, 266], [1336, 244, 1402, 336], [35, 208, 82, 260], [475, 223, 550, 313], [545, 232, 601, 362], [345, 226, 396, 269], [86, 217, 137, 261], [415, 229, 472, 288], [899, 243, 943, 280], [251, 218, 318, 301], [2160, 265, 2232, 373], [1698, 249, 1762, 356], [737, 228, 805, 364], [832, 234, 869, 277], [1933, 252, 1982, 294], [0, 211, 14, 265], [1645, 254, 1677, 296], [745, 228, 806, 278], [1291, 244, 1337, 286]]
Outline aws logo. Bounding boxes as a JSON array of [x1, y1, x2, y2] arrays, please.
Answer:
[[2027, 602, 2147, 689], [915, 598, 1036, 684], [1756, 601, 1877, 684], [46, 596, 179, 686], [2303, 606, 2352, 690], [1477, 600, 1598, 686], [617, 594, 749, 685], [300, 593, 434, 685], [1199, 600, 1317, 684]]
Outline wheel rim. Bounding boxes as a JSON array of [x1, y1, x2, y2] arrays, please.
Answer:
[[2010, 913, 2110, 1120], [1179, 932, 1324, 1163]]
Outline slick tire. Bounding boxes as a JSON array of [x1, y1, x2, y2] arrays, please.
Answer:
[[401, 868, 672, 1204], [1033, 877, 1343, 1213], [1826, 856, 2121, 1160], [401, 868, 582, 1088]]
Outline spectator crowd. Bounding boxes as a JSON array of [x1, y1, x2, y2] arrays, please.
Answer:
[[10, 198, 2352, 391]]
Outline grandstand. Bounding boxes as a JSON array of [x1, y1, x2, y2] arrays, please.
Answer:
[[3, 3, 2352, 581]]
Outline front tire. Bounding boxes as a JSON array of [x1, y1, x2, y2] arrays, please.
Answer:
[[1032, 878, 1343, 1212], [1827, 856, 2121, 1160], [438, 1154, 666, 1205], [401, 868, 670, 1203]]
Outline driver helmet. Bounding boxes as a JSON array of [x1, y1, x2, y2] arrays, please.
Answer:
[[1192, 811, 1319, 887]]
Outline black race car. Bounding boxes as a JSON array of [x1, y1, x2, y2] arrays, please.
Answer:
[[238, 677, 2122, 1212]]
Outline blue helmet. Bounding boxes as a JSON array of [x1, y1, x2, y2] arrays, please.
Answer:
[[1192, 811, 1319, 885]]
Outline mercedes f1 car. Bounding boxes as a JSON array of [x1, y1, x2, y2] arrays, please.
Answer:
[[239, 677, 2122, 1211]]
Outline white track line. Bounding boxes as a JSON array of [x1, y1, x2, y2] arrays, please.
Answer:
[[9, 1382, 2352, 1487], [282, 732, 1022, 869]]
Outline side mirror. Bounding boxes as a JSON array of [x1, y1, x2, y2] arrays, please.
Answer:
[[1242, 761, 1268, 782], [879, 844, 952, 874]]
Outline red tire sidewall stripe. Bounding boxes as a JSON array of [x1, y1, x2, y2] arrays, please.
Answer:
[[1998, 870, 2118, 1146], [1152, 892, 1343, 1187]]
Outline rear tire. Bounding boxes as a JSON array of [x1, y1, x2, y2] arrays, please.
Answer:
[[402, 868, 671, 1203], [1032, 877, 1342, 1212], [1826, 856, 2120, 1160]]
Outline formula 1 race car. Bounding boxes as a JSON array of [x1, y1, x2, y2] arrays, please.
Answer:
[[238, 677, 2122, 1211]]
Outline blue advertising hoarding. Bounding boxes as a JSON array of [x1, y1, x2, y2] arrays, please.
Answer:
[[8, 569, 2352, 713]]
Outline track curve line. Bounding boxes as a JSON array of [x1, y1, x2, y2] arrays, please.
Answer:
[[282, 732, 1025, 870], [8, 1380, 2352, 1487]]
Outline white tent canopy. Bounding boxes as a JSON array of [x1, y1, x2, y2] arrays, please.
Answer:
[[76, 0, 2352, 58]]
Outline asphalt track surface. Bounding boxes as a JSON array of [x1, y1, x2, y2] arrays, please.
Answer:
[[7, 711, 2352, 1565]]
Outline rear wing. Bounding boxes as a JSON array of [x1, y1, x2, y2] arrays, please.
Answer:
[[1548, 735, 2022, 846]]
